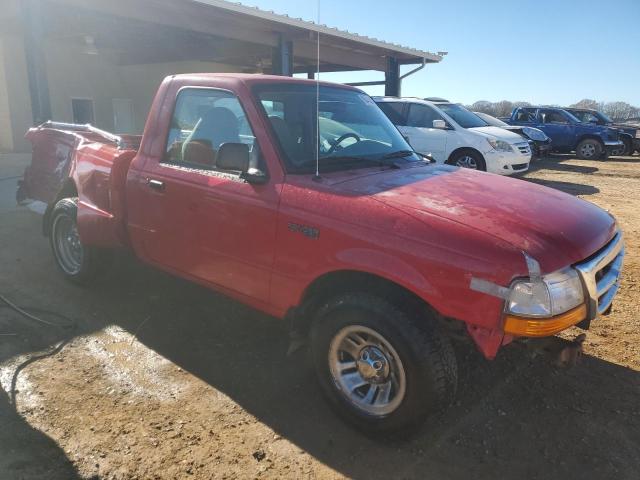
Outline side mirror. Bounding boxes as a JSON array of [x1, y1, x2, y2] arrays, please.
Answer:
[[216, 142, 268, 185], [432, 119, 447, 129], [217, 143, 250, 172]]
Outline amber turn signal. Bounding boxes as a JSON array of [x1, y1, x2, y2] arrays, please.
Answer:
[[503, 304, 588, 337]]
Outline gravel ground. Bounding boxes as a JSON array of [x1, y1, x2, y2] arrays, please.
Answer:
[[0, 153, 639, 480]]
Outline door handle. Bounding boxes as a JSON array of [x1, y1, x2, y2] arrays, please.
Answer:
[[147, 179, 165, 192]]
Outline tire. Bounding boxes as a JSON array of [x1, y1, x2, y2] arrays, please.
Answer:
[[575, 139, 603, 160], [49, 197, 109, 284], [447, 150, 486, 171], [311, 293, 457, 434]]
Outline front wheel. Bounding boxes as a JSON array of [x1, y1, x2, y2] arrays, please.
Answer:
[[311, 294, 457, 434], [50, 197, 109, 284], [447, 150, 486, 171], [576, 139, 603, 160]]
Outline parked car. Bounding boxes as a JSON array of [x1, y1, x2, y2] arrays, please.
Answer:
[[565, 107, 639, 156], [473, 111, 551, 158], [375, 97, 531, 175], [506, 107, 624, 160], [19, 74, 624, 433]]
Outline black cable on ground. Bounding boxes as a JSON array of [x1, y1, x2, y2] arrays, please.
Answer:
[[0, 293, 76, 329], [0, 293, 79, 407]]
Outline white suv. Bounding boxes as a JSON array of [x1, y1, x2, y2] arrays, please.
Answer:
[[374, 97, 531, 175]]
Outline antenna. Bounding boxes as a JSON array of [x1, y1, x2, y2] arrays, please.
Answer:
[[313, 0, 321, 180]]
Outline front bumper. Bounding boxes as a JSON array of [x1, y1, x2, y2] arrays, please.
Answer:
[[484, 143, 532, 175], [604, 140, 625, 154], [502, 231, 624, 337], [533, 141, 552, 157]]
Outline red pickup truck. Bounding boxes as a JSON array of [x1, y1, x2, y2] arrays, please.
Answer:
[[19, 74, 624, 433]]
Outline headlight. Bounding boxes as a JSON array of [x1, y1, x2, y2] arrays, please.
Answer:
[[522, 127, 548, 142], [486, 138, 513, 152], [507, 267, 584, 317]]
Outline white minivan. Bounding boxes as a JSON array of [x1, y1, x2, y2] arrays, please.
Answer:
[[374, 97, 531, 175]]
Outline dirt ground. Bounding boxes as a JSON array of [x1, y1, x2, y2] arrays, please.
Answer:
[[1, 153, 639, 480]]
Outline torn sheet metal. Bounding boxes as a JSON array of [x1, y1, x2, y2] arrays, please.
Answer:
[[470, 252, 542, 300], [470, 277, 510, 300]]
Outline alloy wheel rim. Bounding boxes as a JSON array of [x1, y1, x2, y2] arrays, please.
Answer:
[[580, 143, 596, 158], [456, 155, 478, 169], [328, 325, 406, 417], [53, 214, 83, 275]]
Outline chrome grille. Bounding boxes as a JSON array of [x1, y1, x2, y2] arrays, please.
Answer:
[[515, 142, 531, 155], [575, 231, 624, 317]]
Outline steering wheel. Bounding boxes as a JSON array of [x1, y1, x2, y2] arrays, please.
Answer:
[[326, 133, 361, 155]]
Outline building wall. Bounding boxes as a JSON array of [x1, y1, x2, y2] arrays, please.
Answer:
[[44, 40, 243, 135], [0, 21, 245, 151], [0, 39, 13, 152], [0, 28, 34, 153]]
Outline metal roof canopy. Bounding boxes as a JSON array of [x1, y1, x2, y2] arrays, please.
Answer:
[[20, 0, 444, 123], [42, 0, 443, 74]]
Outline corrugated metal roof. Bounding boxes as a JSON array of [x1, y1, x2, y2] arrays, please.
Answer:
[[192, 0, 444, 63]]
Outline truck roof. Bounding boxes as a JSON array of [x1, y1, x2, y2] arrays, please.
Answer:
[[372, 96, 451, 105], [167, 73, 361, 91]]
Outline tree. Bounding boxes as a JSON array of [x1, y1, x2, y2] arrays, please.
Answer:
[[603, 102, 635, 121], [570, 99, 600, 110]]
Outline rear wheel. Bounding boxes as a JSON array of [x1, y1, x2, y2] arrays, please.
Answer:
[[311, 293, 457, 434], [576, 139, 603, 160], [50, 197, 109, 284], [447, 150, 486, 171]]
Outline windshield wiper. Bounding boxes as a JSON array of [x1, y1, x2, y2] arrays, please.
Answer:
[[379, 150, 414, 160]]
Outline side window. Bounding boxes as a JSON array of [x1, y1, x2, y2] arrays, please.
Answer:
[[165, 89, 257, 170], [407, 104, 442, 128], [377, 102, 406, 126], [515, 109, 536, 122], [541, 110, 569, 124]]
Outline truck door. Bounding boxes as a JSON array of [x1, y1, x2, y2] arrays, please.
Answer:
[[401, 104, 450, 162], [128, 87, 280, 303], [538, 109, 574, 149]]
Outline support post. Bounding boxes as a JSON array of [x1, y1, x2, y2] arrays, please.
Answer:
[[272, 34, 293, 76], [21, 0, 51, 125], [384, 56, 401, 97]]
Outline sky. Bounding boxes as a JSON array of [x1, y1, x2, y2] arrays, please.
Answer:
[[240, 0, 640, 106]]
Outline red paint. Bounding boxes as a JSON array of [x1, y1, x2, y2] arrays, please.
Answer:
[[23, 74, 617, 359]]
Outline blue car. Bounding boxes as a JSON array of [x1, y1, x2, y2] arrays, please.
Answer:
[[507, 106, 624, 160]]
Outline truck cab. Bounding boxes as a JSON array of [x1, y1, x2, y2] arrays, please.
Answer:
[[508, 106, 623, 160]]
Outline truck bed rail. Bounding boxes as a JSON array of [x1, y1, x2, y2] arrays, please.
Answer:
[[40, 121, 124, 148]]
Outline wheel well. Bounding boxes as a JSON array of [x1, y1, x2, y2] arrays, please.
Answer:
[[291, 270, 439, 336], [576, 135, 604, 146], [446, 147, 484, 165], [42, 179, 78, 237]]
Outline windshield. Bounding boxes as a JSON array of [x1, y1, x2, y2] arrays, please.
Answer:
[[438, 104, 489, 129], [254, 84, 421, 173], [570, 110, 612, 124], [475, 112, 509, 127]]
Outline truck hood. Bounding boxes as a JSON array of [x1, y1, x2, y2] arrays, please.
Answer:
[[468, 126, 525, 144], [327, 165, 616, 272]]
